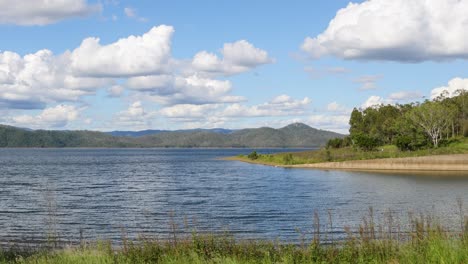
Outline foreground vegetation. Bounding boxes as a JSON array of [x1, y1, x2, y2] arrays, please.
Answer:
[[1, 209, 467, 264]]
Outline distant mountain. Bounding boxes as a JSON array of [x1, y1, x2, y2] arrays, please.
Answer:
[[108, 128, 235, 137], [0, 123, 343, 148], [0, 124, 137, 148], [133, 123, 344, 148]]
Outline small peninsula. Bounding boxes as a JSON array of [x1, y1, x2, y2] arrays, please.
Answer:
[[231, 91, 468, 172]]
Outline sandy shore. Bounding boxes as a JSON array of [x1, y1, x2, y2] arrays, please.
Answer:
[[290, 154, 468, 172], [227, 154, 468, 172]]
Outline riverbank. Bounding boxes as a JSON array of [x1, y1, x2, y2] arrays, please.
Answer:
[[227, 137, 468, 173], [292, 154, 468, 172], [228, 154, 468, 173]]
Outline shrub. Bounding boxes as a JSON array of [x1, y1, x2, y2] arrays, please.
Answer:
[[326, 138, 343, 149], [395, 135, 414, 151], [282, 153, 294, 165], [352, 133, 381, 151], [326, 136, 352, 149], [247, 151, 259, 160]]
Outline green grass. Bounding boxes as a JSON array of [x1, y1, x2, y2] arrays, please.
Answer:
[[233, 137, 468, 166], [1, 209, 468, 263], [1, 228, 467, 263]]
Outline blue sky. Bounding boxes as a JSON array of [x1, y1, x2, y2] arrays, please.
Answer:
[[0, 0, 467, 133]]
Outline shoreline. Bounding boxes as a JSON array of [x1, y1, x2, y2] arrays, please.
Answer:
[[226, 154, 468, 173]]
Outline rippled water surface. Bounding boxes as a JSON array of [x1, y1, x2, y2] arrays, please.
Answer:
[[0, 148, 467, 244]]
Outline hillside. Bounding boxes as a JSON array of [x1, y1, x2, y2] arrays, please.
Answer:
[[108, 128, 234, 137], [0, 123, 343, 148]]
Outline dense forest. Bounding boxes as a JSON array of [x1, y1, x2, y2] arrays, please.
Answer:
[[0, 123, 342, 148], [328, 90, 468, 150]]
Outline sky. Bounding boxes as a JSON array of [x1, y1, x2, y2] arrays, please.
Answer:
[[0, 0, 467, 133]]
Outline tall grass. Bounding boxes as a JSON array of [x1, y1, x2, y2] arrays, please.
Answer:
[[1, 207, 467, 264]]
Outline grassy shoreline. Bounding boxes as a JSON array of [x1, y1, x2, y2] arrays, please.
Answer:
[[226, 137, 468, 172], [2, 212, 467, 263]]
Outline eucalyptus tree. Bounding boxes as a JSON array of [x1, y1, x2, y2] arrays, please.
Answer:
[[407, 101, 454, 148]]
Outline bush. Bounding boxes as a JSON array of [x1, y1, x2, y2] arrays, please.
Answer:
[[352, 133, 381, 151], [326, 136, 352, 149], [247, 151, 259, 160], [395, 135, 414, 151], [282, 153, 294, 165], [395, 133, 431, 151], [326, 138, 343, 149]]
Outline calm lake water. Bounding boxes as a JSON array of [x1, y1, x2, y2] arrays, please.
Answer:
[[0, 148, 467, 245]]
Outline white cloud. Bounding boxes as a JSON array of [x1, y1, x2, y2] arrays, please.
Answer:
[[71, 25, 174, 77], [306, 115, 350, 134], [354, 75, 382, 90], [11, 104, 81, 128], [128, 75, 245, 105], [159, 104, 221, 119], [302, 0, 468, 62], [191, 40, 273, 76], [107, 85, 124, 97], [388, 91, 423, 101], [0, 50, 110, 110], [0, 0, 101, 25], [431, 77, 468, 99], [361, 90, 427, 109], [112, 101, 154, 129], [361, 95, 386, 108], [222, 95, 311, 117], [156, 95, 311, 128], [326, 101, 350, 113]]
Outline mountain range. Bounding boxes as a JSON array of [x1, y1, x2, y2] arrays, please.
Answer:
[[0, 123, 344, 148]]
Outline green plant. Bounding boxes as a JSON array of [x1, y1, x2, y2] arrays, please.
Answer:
[[247, 151, 259, 160]]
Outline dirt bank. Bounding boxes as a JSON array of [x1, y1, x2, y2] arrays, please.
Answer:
[[289, 154, 468, 172]]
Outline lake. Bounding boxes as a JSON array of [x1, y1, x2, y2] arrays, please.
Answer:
[[0, 148, 467, 245]]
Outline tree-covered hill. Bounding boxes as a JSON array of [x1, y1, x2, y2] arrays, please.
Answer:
[[0, 123, 343, 148]]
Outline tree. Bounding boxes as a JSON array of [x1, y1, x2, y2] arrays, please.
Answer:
[[352, 133, 381, 151], [407, 101, 453, 148]]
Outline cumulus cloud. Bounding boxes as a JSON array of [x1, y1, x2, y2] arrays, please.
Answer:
[[11, 104, 80, 128], [159, 104, 221, 119], [222, 95, 311, 117], [431, 77, 468, 99], [191, 40, 273, 76], [112, 101, 154, 129], [128, 75, 245, 105], [301, 0, 468, 62], [0, 50, 110, 110], [361, 95, 387, 108], [307, 114, 350, 134], [0, 0, 101, 25], [362, 90, 426, 109], [157, 95, 311, 127], [71, 25, 174, 77], [0, 24, 276, 129]]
